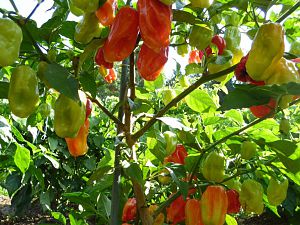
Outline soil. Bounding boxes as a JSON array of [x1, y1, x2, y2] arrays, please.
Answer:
[[0, 195, 290, 225]]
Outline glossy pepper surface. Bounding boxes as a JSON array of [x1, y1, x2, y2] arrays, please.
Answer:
[[189, 25, 213, 51], [240, 141, 256, 160], [211, 35, 226, 55], [267, 177, 288, 206], [54, 94, 86, 138], [202, 152, 225, 182], [8, 65, 39, 118], [239, 179, 264, 214], [188, 50, 203, 64], [104, 68, 117, 83], [0, 18, 23, 67], [164, 144, 188, 165], [167, 195, 188, 225], [95, 0, 116, 26], [122, 198, 137, 222], [95, 47, 113, 69], [201, 185, 228, 225], [68, 0, 99, 16], [163, 131, 178, 156], [138, 0, 172, 51], [226, 189, 241, 214], [137, 44, 169, 81], [185, 199, 203, 225], [246, 23, 284, 81], [250, 98, 276, 119], [74, 13, 102, 44], [103, 7, 139, 62]]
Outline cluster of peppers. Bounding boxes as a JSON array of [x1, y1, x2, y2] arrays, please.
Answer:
[[234, 23, 300, 118]]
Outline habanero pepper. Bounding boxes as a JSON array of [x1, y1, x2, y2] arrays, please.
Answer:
[[138, 0, 172, 51], [211, 35, 226, 55], [122, 198, 137, 222], [103, 7, 139, 62], [104, 68, 117, 83], [185, 199, 203, 225], [240, 141, 257, 160], [8, 65, 39, 118], [164, 144, 188, 165], [0, 18, 23, 67], [148, 205, 165, 225], [137, 44, 169, 81], [167, 195, 188, 225], [95, 0, 116, 26], [226, 189, 241, 214], [249, 98, 277, 119], [95, 47, 113, 69], [279, 118, 290, 135], [68, 0, 99, 16], [189, 24, 213, 51], [201, 185, 228, 225], [188, 50, 203, 64], [190, 0, 212, 8], [267, 177, 289, 206], [202, 152, 225, 182], [163, 131, 178, 156]]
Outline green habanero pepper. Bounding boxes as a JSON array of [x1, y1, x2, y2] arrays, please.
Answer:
[[208, 50, 233, 82], [267, 177, 289, 206], [279, 118, 290, 135], [190, 0, 212, 8], [54, 93, 86, 138], [240, 141, 256, 160], [224, 26, 241, 52], [176, 36, 188, 56], [8, 65, 39, 118], [74, 13, 102, 44], [246, 23, 284, 82], [239, 179, 264, 215], [289, 40, 300, 56], [189, 24, 213, 51], [163, 131, 178, 156], [0, 18, 23, 67], [38, 102, 51, 118], [202, 151, 225, 182], [68, 0, 99, 16]]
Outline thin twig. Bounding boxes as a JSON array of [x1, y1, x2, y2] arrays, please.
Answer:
[[25, 0, 44, 24], [276, 1, 300, 23], [9, 0, 18, 13]]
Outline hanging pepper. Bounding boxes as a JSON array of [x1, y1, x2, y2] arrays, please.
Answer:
[[224, 26, 241, 52], [68, 0, 99, 16], [103, 6, 139, 62], [201, 185, 228, 225], [188, 50, 203, 64], [137, 44, 169, 81], [189, 24, 213, 51], [149, 205, 165, 225], [167, 195, 188, 225], [138, 0, 172, 51], [104, 68, 117, 83], [95, 47, 114, 69], [211, 35, 226, 55], [74, 13, 102, 44], [226, 189, 241, 214], [250, 98, 276, 119], [267, 177, 289, 206], [163, 131, 178, 156], [290, 41, 300, 56], [122, 198, 137, 222], [0, 18, 23, 67], [202, 152, 225, 182], [190, 0, 212, 8], [245, 23, 284, 82], [240, 141, 257, 160], [164, 144, 188, 165], [185, 199, 203, 225], [279, 118, 290, 135], [176, 36, 189, 56], [8, 65, 39, 118], [239, 179, 264, 214], [95, 0, 116, 26]]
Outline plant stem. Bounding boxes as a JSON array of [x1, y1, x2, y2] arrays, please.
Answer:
[[276, 1, 300, 23], [25, 0, 44, 24], [9, 0, 18, 13]]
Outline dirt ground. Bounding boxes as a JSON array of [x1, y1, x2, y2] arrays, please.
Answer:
[[0, 195, 290, 225]]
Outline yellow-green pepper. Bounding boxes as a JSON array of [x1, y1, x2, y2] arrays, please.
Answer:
[[202, 151, 225, 182], [189, 24, 213, 51], [267, 177, 288, 206], [68, 0, 99, 16]]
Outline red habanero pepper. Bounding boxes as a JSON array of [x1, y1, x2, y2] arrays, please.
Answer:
[[95, 47, 113, 69], [201, 186, 228, 225], [211, 35, 226, 55], [95, 0, 116, 26], [103, 7, 139, 62], [122, 198, 137, 222], [104, 68, 117, 83], [188, 50, 203, 64], [185, 199, 204, 225], [226, 189, 241, 214], [137, 44, 169, 81], [164, 144, 188, 165], [85, 99, 92, 119], [250, 98, 277, 118], [138, 0, 172, 51], [205, 46, 213, 57], [167, 195, 188, 225]]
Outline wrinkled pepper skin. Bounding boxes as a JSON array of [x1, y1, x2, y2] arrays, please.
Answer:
[[0, 18, 23, 67], [240, 141, 256, 160], [188, 50, 203, 64], [246, 23, 284, 81], [239, 179, 264, 214], [95, 0, 116, 26], [189, 25, 213, 51], [163, 131, 178, 156], [74, 13, 102, 44], [69, 0, 99, 16], [250, 98, 276, 119], [185, 199, 204, 225], [201, 186, 228, 225], [224, 26, 241, 52], [104, 68, 117, 83], [8, 66, 39, 118], [211, 35, 226, 55], [267, 177, 289, 206], [226, 189, 241, 214], [149, 205, 165, 225], [54, 94, 86, 138], [103, 7, 139, 62], [167, 195, 188, 225], [137, 44, 169, 81], [164, 144, 188, 165], [95, 47, 113, 69], [138, 0, 172, 51], [122, 198, 137, 222], [202, 152, 225, 182]]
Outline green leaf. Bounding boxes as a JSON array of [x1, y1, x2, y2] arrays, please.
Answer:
[[11, 184, 32, 216], [40, 191, 51, 211], [224, 109, 244, 124], [173, 9, 198, 24], [123, 161, 144, 185], [157, 117, 191, 131], [225, 214, 238, 225], [14, 144, 31, 174], [44, 63, 79, 101], [144, 74, 164, 91], [185, 89, 217, 113], [52, 212, 67, 225], [5, 172, 22, 197], [60, 21, 77, 39], [185, 63, 204, 75], [79, 71, 97, 98], [0, 81, 9, 99]]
